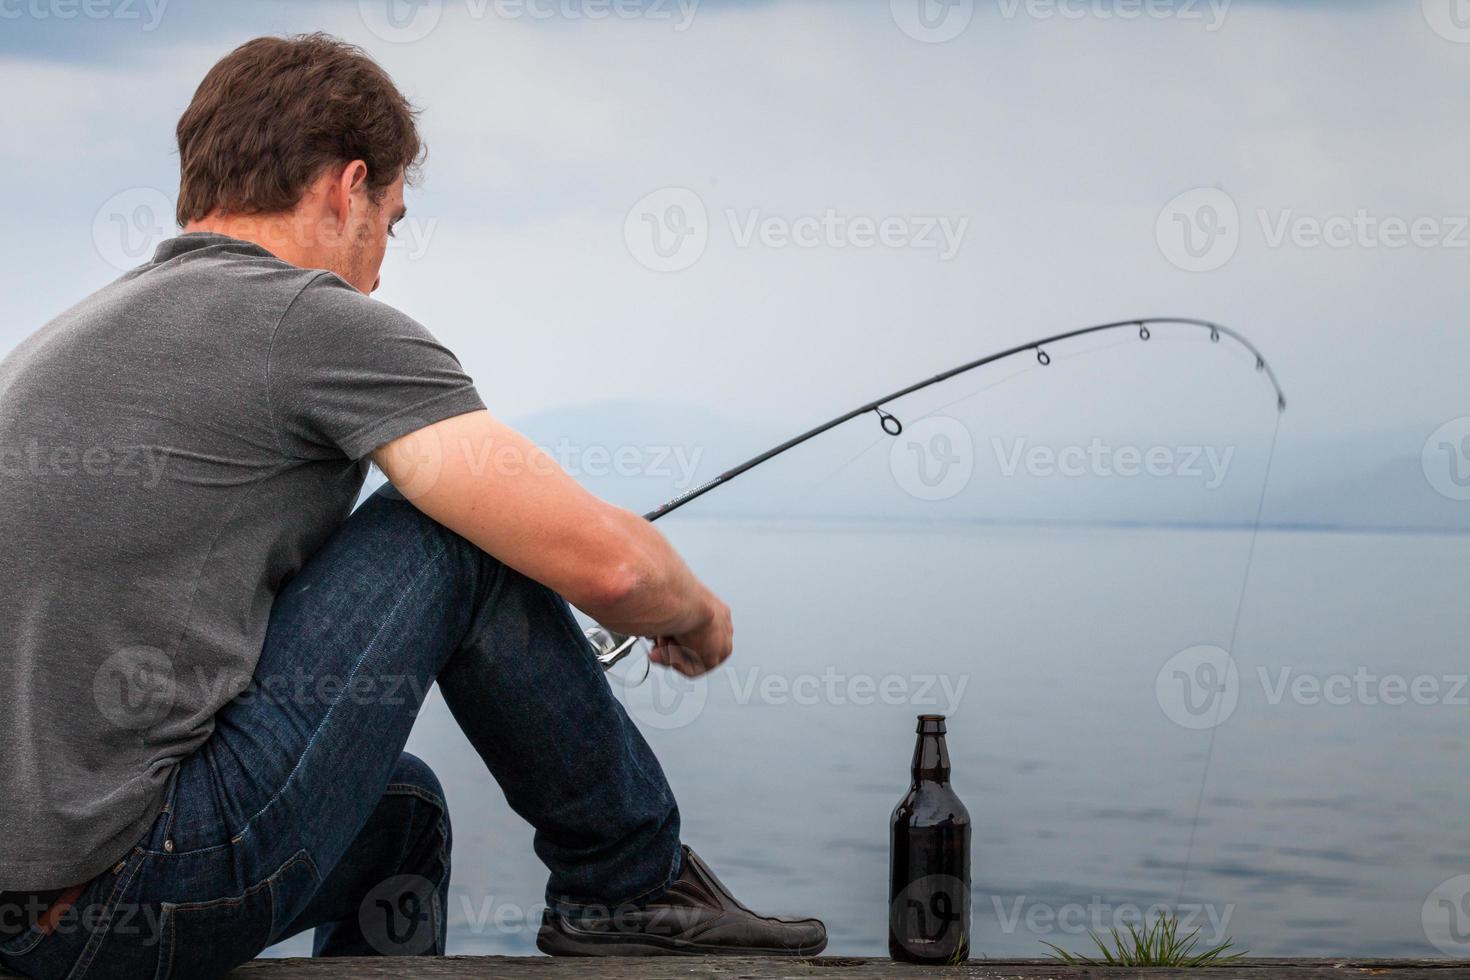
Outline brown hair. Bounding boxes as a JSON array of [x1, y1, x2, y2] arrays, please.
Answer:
[[175, 33, 425, 226]]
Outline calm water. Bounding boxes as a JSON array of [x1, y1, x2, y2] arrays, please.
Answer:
[[270, 521, 1470, 959]]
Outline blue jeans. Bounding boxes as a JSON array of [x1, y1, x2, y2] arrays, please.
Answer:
[[0, 487, 683, 980]]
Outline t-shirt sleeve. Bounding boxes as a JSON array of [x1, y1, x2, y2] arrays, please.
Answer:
[[267, 274, 486, 460]]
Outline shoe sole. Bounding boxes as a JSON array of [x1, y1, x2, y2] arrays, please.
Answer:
[[537, 922, 827, 958]]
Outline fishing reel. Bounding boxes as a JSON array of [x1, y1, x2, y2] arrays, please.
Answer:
[[585, 625, 646, 672]]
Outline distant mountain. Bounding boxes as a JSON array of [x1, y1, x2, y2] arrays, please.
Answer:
[[508, 401, 1470, 534]]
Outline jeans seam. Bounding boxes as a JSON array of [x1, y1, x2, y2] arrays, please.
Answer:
[[266, 850, 321, 946], [64, 847, 146, 980], [432, 810, 450, 956], [1, 922, 48, 957], [379, 781, 451, 955], [382, 783, 445, 809], [221, 541, 450, 846], [152, 907, 174, 980]]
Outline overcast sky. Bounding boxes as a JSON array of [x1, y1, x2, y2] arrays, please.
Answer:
[[3, 0, 1467, 522]]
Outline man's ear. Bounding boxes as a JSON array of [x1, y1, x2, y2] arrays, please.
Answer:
[[327, 160, 371, 231]]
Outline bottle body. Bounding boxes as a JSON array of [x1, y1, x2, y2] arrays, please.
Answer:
[[889, 715, 971, 964]]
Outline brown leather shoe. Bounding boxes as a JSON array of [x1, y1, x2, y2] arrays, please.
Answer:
[[536, 846, 828, 957]]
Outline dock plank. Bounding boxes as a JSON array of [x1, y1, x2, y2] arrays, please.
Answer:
[[216, 958, 1470, 978], [7, 957, 1469, 978]]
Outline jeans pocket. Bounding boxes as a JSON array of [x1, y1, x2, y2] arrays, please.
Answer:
[[0, 848, 151, 980], [154, 850, 320, 980]]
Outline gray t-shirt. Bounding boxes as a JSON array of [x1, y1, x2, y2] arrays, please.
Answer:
[[0, 233, 485, 890]]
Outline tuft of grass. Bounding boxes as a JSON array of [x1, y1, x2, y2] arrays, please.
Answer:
[[1042, 914, 1246, 968]]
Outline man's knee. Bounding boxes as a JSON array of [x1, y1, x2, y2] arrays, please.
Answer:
[[389, 751, 447, 807], [387, 751, 453, 864]]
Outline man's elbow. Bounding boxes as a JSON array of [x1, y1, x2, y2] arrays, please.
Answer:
[[571, 558, 646, 615]]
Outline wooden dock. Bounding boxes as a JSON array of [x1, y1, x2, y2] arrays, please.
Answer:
[[219, 958, 1470, 978], [6, 956, 1468, 978]]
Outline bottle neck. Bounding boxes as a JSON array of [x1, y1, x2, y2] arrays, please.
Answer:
[[911, 727, 951, 784]]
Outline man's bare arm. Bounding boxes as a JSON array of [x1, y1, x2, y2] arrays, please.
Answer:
[[372, 410, 732, 675]]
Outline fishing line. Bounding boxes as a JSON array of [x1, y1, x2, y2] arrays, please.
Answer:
[[1174, 403, 1285, 907]]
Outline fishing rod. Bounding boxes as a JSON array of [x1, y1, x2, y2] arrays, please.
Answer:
[[587, 316, 1287, 670]]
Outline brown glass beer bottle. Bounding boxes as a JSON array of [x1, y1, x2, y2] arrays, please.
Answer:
[[889, 714, 971, 964]]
